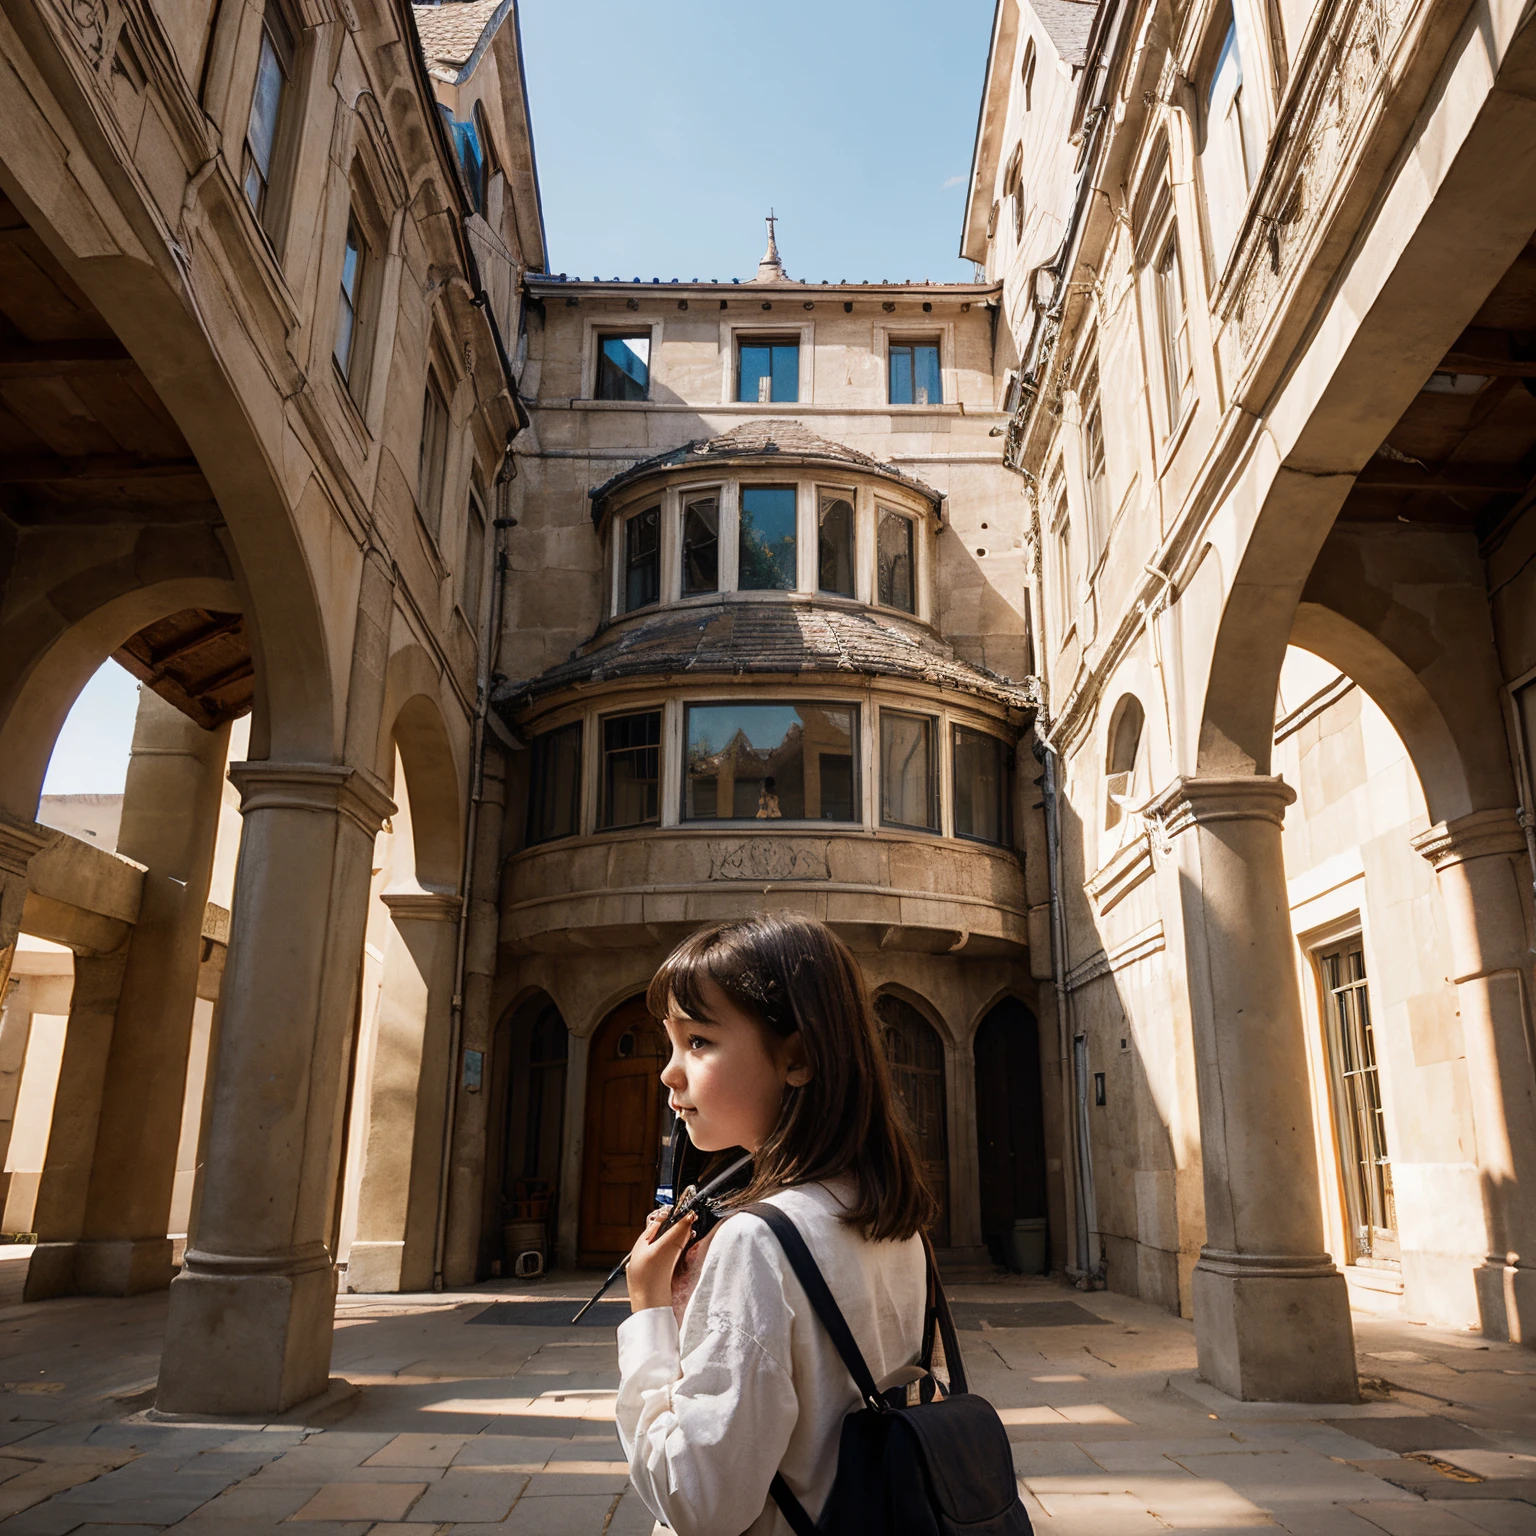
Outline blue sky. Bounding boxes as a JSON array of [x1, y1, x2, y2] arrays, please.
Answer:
[[518, 0, 996, 284], [42, 2, 998, 799]]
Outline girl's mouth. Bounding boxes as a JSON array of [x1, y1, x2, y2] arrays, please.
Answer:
[[671, 1102, 697, 1116]]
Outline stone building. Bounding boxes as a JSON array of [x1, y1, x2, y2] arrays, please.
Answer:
[[968, 0, 1536, 1399], [0, 0, 1532, 1423]]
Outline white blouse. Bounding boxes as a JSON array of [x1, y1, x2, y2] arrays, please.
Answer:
[[615, 1181, 927, 1536]]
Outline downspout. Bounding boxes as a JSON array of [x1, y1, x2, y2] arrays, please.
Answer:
[[432, 440, 515, 1292], [1036, 735, 1101, 1286]]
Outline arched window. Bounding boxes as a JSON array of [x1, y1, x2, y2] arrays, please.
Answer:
[[1105, 694, 1146, 830], [1021, 39, 1037, 112]]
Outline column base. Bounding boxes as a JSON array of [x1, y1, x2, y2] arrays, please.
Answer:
[[156, 1247, 337, 1415], [1193, 1251, 1359, 1402], [1474, 1260, 1536, 1343], [344, 1240, 405, 1294], [24, 1238, 175, 1299]]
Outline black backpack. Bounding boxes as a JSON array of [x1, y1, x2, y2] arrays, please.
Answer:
[[741, 1203, 1032, 1536]]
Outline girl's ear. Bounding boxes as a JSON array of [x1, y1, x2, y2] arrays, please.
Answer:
[[782, 1030, 813, 1087]]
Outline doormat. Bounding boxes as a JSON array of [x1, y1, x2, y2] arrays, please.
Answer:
[[469, 1300, 631, 1327], [949, 1301, 1108, 1328]]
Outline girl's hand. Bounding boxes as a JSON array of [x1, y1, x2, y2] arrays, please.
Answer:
[[627, 1208, 695, 1313]]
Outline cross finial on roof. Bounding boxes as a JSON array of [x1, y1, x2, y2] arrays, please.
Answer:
[[756, 210, 790, 283]]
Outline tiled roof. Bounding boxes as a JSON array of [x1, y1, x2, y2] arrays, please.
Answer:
[[411, 0, 509, 81], [495, 601, 1039, 712], [1030, 0, 1099, 67], [589, 421, 943, 517]]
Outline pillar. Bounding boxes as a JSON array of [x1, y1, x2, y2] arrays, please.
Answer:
[[155, 761, 392, 1415], [1411, 808, 1536, 1342], [1150, 776, 1358, 1402], [347, 891, 460, 1294], [0, 819, 52, 1017], [84, 695, 229, 1292]]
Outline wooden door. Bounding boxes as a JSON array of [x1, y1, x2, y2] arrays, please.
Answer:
[[876, 995, 950, 1247], [579, 997, 669, 1265]]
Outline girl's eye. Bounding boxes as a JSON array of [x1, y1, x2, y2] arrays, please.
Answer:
[[688, 1035, 710, 1050]]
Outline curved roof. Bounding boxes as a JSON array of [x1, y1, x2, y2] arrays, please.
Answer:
[[588, 420, 944, 521], [494, 600, 1038, 714], [412, 0, 511, 83]]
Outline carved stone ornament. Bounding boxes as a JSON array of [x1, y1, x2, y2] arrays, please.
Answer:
[[54, 0, 110, 65], [708, 840, 831, 882]]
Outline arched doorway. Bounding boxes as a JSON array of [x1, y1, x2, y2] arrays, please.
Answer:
[[875, 995, 950, 1247], [973, 1000, 1048, 1271], [580, 997, 669, 1265]]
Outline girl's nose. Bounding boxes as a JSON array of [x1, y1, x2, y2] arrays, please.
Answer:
[[660, 1050, 685, 1090]]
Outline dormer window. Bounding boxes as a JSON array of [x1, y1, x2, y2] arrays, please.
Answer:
[[889, 341, 942, 406], [624, 506, 660, 611], [877, 508, 916, 613], [738, 339, 799, 403]]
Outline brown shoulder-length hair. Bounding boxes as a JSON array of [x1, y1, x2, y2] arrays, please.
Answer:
[[646, 911, 938, 1243]]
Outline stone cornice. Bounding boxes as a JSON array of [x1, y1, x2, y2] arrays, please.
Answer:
[[0, 817, 56, 880], [1410, 808, 1526, 871], [381, 891, 463, 923], [1143, 776, 1296, 838], [1085, 831, 1154, 916], [227, 763, 396, 840]]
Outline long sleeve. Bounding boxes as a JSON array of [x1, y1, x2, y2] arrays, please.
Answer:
[[614, 1220, 802, 1536]]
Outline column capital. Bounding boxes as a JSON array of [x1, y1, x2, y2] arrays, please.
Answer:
[[1411, 808, 1526, 871], [227, 762, 396, 840], [381, 890, 463, 923], [1143, 774, 1296, 837], [0, 814, 55, 879]]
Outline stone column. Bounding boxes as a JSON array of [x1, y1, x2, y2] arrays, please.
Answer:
[[55, 692, 229, 1296], [155, 761, 392, 1415], [347, 891, 461, 1294], [1411, 808, 1536, 1342], [1149, 776, 1358, 1402]]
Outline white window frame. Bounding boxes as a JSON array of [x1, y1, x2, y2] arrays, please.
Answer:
[[718, 320, 815, 405]]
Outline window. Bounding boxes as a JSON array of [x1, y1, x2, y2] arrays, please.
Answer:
[[597, 334, 650, 401], [418, 372, 450, 537], [682, 493, 719, 596], [334, 214, 365, 386], [684, 702, 858, 822], [242, 1, 295, 228], [1081, 362, 1108, 551], [738, 339, 799, 403], [817, 494, 855, 597], [460, 481, 487, 628], [600, 710, 660, 830], [526, 721, 582, 844], [1317, 939, 1397, 1264], [1104, 695, 1145, 833], [1202, 18, 1257, 263], [954, 726, 1009, 844], [889, 341, 942, 406], [624, 506, 660, 612], [739, 486, 797, 591], [1048, 477, 1072, 643], [447, 108, 490, 215], [1021, 38, 1036, 110], [877, 509, 916, 613], [1154, 234, 1191, 433], [881, 712, 938, 831]]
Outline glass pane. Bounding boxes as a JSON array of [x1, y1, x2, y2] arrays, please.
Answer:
[[333, 293, 355, 375], [739, 486, 797, 591], [341, 223, 362, 301], [601, 711, 660, 829], [682, 496, 719, 595], [770, 343, 799, 403], [461, 497, 485, 626], [877, 510, 915, 612], [881, 712, 937, 830], [954, 726, 1007, 844], [889, 344, 913, 404], [914, 344, 942, 406], [738, 344, 771, 403], [597, 335, 650, 401], [246, 33, 284, 193], [625, 507, 660, 611], [527, 722, 582, 843], [684, 702, 858, 822], [817, 496, 854, 596]]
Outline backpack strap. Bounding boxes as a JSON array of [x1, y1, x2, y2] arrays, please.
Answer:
[[739, 1202, 885, 1412], [920, 1233, 970, 1397]]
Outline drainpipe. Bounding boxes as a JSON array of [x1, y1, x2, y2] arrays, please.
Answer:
[[1036, 736, 1102, 1287], [432, 442, 515, 1293]]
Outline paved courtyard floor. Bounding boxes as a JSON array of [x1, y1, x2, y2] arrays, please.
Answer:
[[0, 1271, 1527, 1534]]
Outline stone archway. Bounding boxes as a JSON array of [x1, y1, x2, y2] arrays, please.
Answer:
[[875, 992, 951, 1248]]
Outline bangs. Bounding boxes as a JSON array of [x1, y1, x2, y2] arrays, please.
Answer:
[[645, 929, 733, 1026], [644, 922, 788, 1033]]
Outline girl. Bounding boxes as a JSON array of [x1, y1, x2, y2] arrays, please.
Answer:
[[615, 912, 938, 1536]]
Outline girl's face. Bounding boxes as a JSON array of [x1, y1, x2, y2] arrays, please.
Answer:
[[659, 976, 809, 1152]]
